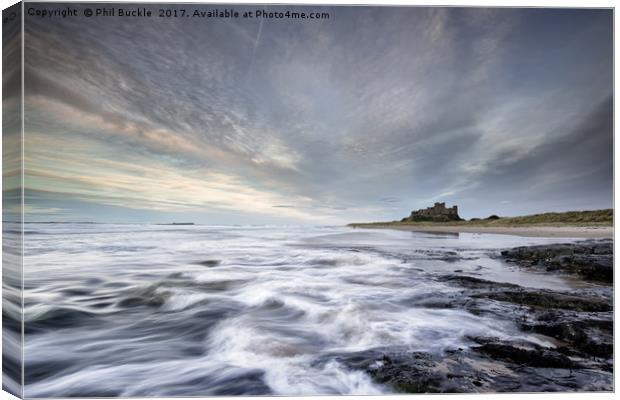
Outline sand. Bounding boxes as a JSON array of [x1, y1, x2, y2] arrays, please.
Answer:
[[349, 224, 613, 238]]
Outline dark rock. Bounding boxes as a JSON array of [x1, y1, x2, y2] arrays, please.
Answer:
[[472, 342, 575, 369], [500, 241, 613, 283], [334, 349, 466, 393], [438, 275, 520, 290], [471, 289, 611, 312], [521, 315, 613, 360], [386, 240, 614, 392], [332, 342, 612, 393], [403, 292, 473, 310]]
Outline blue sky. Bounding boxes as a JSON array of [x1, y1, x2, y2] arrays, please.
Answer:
[[16, 5, 613, 224]]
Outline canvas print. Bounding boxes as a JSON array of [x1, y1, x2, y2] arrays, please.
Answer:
[[2, 2, 614, 397]]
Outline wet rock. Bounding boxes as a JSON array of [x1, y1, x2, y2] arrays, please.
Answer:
[[432, 252, 613, 386], [501, 241, 613, 283], [438, 275, 520, 290], [397, 241, 614, 392], [471, 289, 611, 312], [521, 313, 613, 360], [472, 342, 575, 369], [334, 349, 470, 393], [404, 292, 474, 310], [333, 343, 612, 393]]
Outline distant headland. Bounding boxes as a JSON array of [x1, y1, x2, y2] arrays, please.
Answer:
[[348, 204, 613, 238]]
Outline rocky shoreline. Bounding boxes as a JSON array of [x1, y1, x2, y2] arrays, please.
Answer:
[[338, 239, 614, 393], [501, 240, 613, 283]]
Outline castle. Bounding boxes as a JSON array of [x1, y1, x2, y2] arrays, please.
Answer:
[[402, 202, 462, 222]]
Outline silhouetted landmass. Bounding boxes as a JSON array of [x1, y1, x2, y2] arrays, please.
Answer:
[[350, 209, 612, 227]]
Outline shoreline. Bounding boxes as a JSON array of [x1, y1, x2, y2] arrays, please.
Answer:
[[348, 224, 613, 238], [343, 239, 613, 392]]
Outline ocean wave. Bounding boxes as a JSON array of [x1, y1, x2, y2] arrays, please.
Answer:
[[21, 224, 584, 396], [24, 305, 100, 332]]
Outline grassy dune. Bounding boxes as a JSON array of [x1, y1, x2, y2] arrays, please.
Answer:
[[349, 209, 613, 228]]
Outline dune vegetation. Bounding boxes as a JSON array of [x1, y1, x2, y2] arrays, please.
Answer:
[[349, 209, 613, 227]]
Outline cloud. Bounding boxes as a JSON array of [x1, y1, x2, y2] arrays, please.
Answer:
[[380, 197, 401, 203], [21, 6, 613, 223]]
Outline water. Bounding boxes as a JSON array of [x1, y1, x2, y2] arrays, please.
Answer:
[[19, 224, 585, 397]]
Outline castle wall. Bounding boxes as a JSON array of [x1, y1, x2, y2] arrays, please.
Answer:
[[409, 203, 460, 219]]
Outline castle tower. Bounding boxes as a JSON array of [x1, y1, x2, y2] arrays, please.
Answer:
[[406, 202, 461, 221]]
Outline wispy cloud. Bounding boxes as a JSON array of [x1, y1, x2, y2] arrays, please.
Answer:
[[22, 6, 613, 223]]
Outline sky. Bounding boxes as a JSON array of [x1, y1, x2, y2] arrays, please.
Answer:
[[17, 4, 613, 224]]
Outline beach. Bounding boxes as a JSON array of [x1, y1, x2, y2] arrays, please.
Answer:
[[348, 224, 613, 238]]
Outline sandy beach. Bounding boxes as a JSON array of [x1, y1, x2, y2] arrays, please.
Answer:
[[349, 224, 613, 238]]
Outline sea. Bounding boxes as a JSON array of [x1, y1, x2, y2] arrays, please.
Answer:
[[5, 223, 588, 396]]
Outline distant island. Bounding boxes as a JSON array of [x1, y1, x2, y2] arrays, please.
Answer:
[[348, 203, 613, 238]]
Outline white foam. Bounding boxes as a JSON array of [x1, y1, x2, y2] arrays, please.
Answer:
[[23, 224, 583, 396]]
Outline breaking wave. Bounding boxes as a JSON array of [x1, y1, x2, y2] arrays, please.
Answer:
[[22, 224, 579, 396]]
